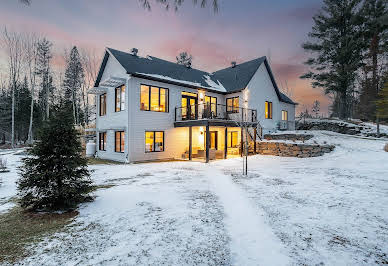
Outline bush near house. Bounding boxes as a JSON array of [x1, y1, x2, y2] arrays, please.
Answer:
[[17, 104, 93, 211]]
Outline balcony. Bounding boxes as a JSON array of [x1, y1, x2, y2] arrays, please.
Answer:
[[174, 103, 258, 127]]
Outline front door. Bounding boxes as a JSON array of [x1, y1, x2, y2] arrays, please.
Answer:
[[182, 95, 197, 120]]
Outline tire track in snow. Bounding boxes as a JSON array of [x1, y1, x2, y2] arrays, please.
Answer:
[[206, 166, 290, 266]]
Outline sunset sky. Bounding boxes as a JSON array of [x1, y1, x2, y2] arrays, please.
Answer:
[[1, 0, 330, 114]]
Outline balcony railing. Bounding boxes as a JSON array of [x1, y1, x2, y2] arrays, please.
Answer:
[[174, 103, 257, 123]]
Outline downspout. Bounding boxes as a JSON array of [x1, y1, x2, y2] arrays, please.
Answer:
[[125, 74, 132, 163]]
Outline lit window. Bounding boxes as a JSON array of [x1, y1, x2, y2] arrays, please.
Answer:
[[99, 132, 106, 151], [99, 94, 106, 116], [205, 96, 217, 115], [115, 131, 125, 153], [265, 101, 273, 119], [282, 110, 288, 121], [140, 85, 168, 112], [226, 97, 239, 113], [145, 131, 164, 152], [115, 85, 125, 112], [227, 132, 239, 148]]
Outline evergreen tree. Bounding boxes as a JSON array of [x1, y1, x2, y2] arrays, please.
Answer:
[[358, 0, 388, 121], [176, 52, 193, 67], [63, 46, 85, 125], [376, 79, 388, 119], [15, 77, 32, 142], [17, 103, 92, 211], [312, 100, 321, 118], [301, 0, 364, 119]]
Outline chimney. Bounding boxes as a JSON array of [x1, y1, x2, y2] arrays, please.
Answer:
[[131, 48, 138, 56], [231, 61, 237, 68]]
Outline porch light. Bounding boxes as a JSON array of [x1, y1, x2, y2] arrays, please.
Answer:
[[199, 92, 204, 100], [199, 127, 204, 134]]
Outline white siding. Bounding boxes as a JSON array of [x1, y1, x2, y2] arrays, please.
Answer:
[[245, 63, 296, 133]]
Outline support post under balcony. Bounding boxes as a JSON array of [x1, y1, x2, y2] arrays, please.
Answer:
[[205, 124, 210, 163], [189, 126, 192, 160]]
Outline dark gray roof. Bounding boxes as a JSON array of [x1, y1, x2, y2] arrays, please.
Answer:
[[95, 47, 296, 104]]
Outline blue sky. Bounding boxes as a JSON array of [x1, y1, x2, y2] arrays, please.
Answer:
[[0, 0, 329, 113]]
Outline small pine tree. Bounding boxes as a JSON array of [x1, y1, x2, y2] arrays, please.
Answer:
[[312, 100, 320, 118], [17, 103, 92, 211]]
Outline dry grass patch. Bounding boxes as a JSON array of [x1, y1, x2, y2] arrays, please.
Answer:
[[0, 206, 77, 264]]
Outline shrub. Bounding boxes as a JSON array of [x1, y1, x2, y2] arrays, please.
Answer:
[[384, 143, 388, 152], [0, 156, 7, 171], [17, 104, 92, 211]]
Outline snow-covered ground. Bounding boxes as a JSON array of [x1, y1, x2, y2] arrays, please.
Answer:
[[0, 131, 387, 265]]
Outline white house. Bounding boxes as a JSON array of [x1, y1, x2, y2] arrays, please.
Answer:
[[89, 47, 297, 163]]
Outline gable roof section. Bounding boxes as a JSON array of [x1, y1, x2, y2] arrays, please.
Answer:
[[95, 47, 296, 104]]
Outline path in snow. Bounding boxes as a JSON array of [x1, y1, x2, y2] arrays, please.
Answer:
[[206, 166, 289, 266]]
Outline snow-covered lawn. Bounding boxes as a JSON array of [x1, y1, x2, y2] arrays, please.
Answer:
[[0, 131, 387, 265]]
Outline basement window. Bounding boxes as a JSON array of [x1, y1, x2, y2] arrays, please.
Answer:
[[99, 132, 106, 151], [145, 131, 164, 152], [115, 131, 125, 153]]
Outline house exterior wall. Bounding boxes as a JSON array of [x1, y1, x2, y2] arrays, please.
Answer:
[[96, 55, 128, 162]]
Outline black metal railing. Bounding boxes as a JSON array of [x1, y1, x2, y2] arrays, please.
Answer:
[[175, 103, 257, 123]]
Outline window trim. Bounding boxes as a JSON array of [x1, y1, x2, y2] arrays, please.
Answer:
[[282, 110, 288, 121], [226, 97, 239, 113], [114, 131, 125, 153], [140, 84, 169, 113], [99, 93, 106, 116], [115, 84, 125, 112], [99, 132, 106, 151], [265, 101, 273, 119], [145, 131, 165, 153]]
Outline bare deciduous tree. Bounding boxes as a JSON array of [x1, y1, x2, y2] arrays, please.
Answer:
[[140, 0, 218, 12], [2, 27, 25, 148]]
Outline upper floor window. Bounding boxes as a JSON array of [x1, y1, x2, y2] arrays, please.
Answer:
[[265, 101, 273, 119], [115, 131, 125, 153], [140, 85, 169, 112], [226, 97, 239, 113], [282, 110, 288, 121], [115, 85, 125, 112], [99, 93, 106, 116], [205, 96, 217, 115], [99, 132, 106, 151], [145, 131, 164, 152]]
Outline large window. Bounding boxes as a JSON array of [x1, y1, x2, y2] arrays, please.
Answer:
[[282, 110, 288, 121], [226, 97, 239, 113], [115, 85, 125, 112], [205, 96, 217, 115], [99, 94, 106, 116], [115, 131, 125, 153], [99, 132, 106, 151], [145, 131, 164, 152], [140, 85, 169, 112], [227, 131, 239, 148], [265, 101, 273, 119]]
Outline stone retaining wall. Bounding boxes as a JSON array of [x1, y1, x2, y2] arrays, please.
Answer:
[[264, 133, 313, 142], [256, 142, 335, 158]]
